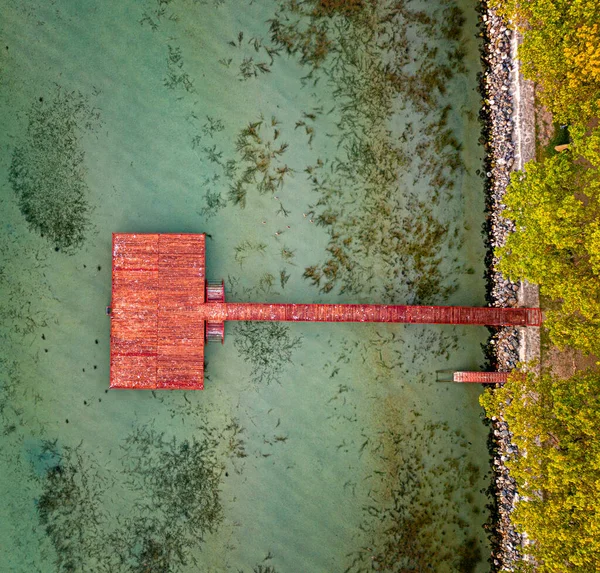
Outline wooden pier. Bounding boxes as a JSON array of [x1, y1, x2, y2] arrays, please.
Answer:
[[453, 371, 511, 384], [109, 234, 542, 390], [198, 302, 540, 326]]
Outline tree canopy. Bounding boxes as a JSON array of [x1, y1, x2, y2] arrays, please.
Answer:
[[480, 369, 600, 572], [497, 127, 600, 355], [485, 3, 600, 570], [491, 0, 600, 126]]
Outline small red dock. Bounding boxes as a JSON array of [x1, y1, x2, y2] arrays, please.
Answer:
[[453, 372, 510, 384], [109, 233, 542, 390]]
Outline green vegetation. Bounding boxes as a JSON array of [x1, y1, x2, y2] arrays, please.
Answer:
[[491, 0, 600, 125], [480, 370, 600, 572], [490, 0, 600, 356], [497, 129, 600, 356], [543, 123, 570, 158], [482, 3, 600, 570], [9, 89, 100, 252]]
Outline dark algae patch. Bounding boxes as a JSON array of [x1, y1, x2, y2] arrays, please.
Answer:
[[234, 321, 302, 385], [35, 420, 228, 572], [264, 0, 473, 301], [346, 412, 484, 572], [9, 88, 100, 252]]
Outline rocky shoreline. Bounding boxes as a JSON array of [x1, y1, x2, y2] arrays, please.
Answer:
[[477, 2, 526, 571]]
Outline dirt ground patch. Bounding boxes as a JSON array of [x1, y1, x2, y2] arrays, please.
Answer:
[[542, 343, 599, 379], [533, 93, 599, 378], [534, 86, 554, 159]]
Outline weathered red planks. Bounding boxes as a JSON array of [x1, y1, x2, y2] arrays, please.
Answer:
[[198, 303, 542, 326], [453, 371, 510, 384], [110, 233, 206, 390]]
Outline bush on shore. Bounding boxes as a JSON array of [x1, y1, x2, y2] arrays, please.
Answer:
[[490, 2, 600, 357], [491, 0, 600, 126], [480, 369, 600, 572], [497, 127, 600, 356]]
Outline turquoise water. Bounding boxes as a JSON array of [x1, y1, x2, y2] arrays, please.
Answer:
[[0, 1, 491, 571]]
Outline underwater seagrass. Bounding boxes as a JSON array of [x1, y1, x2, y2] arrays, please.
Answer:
[[164, 44, 195, 93], [36, 443, 106, 573], [248, 566, 278, 573], [34, 421, 227, 573], [8, 89, 100, 252], [119, 425, 223, 544], [266, 0, 471, 303], [0, 224, 53, 341], [233, 321, 302, 386], [228, 116, 291, 209], [346, 413, 484, 572], [111, 424, 225, 571]]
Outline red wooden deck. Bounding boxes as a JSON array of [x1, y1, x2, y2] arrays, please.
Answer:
[[109, 233, 543, 390], [110, 234, 206, 390], [199, 303, 542, 326], [453, 371, 510, 384]]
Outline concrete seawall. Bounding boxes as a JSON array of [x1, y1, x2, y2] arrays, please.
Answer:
[[510, 30, 541, 366]]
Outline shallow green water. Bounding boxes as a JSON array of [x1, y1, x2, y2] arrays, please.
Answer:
[[0, 1, 491, 571]]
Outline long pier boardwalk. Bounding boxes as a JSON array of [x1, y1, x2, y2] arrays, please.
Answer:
[[200, 303, 541, 326], [109, 233, 542, 390]]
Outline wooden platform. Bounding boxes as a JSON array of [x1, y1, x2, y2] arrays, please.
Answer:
[[110, 234, 206, 390], [453, 371, 510, 384]]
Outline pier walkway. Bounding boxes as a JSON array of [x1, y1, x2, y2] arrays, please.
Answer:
[[200, 303, 541, 326]]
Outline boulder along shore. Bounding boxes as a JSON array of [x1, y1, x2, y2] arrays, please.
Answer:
[[477, 2, 528, 571]]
